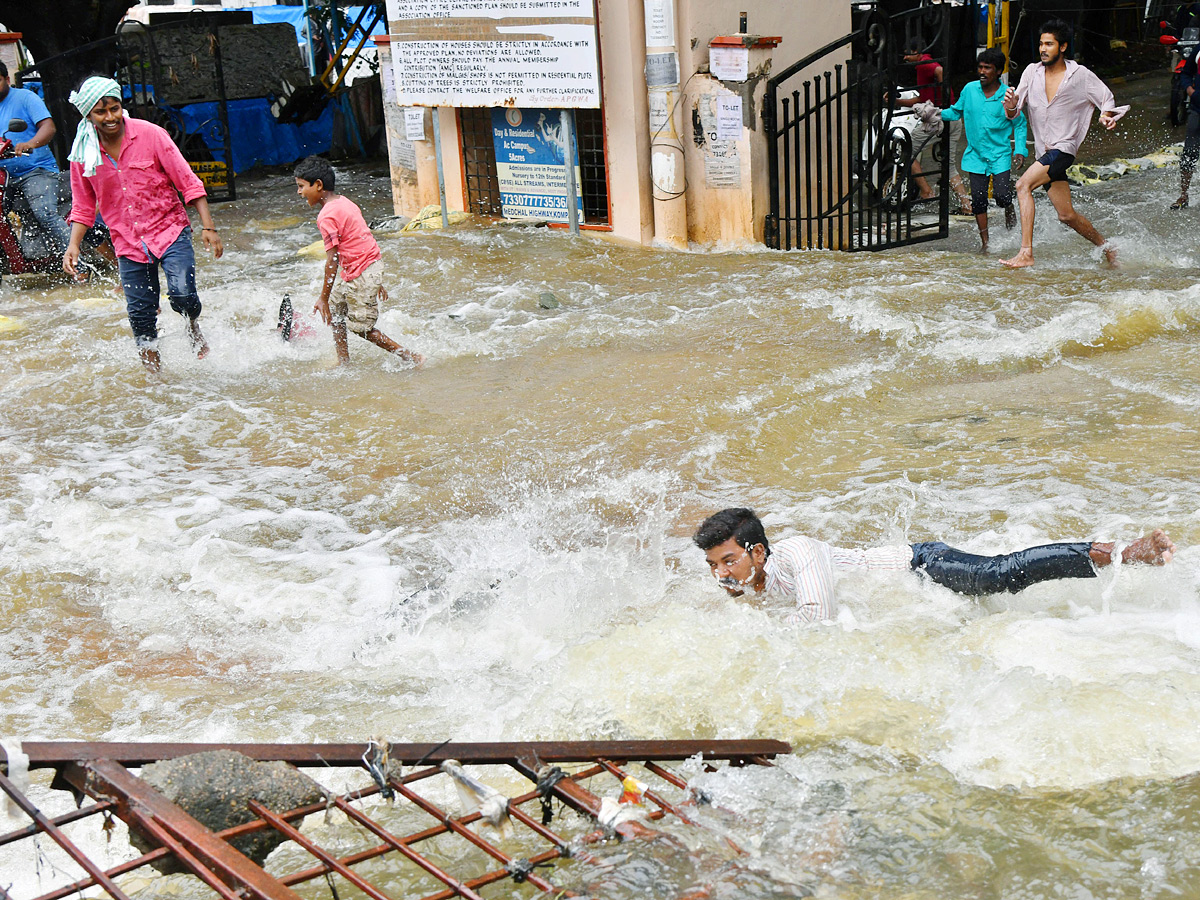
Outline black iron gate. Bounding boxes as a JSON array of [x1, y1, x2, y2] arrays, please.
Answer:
[[21, 16, 236, 202], [764, 4, 955, 251]]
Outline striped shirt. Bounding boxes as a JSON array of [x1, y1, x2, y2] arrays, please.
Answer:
[[763, 537, 915, 623]]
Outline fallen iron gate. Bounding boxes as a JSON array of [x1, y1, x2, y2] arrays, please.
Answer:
[[763, 4, 953, 251], [1, 739, 790, 900], [21, 15, 236, 202]]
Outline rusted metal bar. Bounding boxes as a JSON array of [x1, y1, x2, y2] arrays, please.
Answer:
[[21, 740, 790, 770], [273, 766, 517, 890], [0, 799, 114, 847], [642, 760, 688, 790], [128, 806, 245, 900], [389, 777, 561, 894], [0, 770, 133, 900], [247, 801, 396, 900], [61, 759, 306, 900], [331, 796, 487, 900], [596, 759, 699, 825], [415, 847, 568, 900]]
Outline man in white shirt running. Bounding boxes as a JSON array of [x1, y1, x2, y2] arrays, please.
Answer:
[[693, 508, 1175, 624], [999, 19, 1128, 268]]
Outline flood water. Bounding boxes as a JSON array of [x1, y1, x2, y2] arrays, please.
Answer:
[[5, 83, 1200, 897]]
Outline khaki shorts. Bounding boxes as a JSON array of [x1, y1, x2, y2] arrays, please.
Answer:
[[330, 259, 383, 335]]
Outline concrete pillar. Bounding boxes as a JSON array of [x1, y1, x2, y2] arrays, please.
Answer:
[[683, 34, 780, 245], [643, 0, 688, 249]]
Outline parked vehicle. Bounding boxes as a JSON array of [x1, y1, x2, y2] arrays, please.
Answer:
[[859, 90, 943, 211], [1159, 21, 1200, 125], [0, 117, 112, 285]]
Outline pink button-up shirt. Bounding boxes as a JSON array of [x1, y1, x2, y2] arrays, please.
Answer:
[[68, 117, 208, 263], [1008, 59, 1128, 158]]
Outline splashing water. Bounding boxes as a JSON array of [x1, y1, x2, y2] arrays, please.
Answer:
[[2, 154, 1200, 898]]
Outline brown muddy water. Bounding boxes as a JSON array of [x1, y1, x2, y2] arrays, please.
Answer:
[[3, 85, 1200, 897]]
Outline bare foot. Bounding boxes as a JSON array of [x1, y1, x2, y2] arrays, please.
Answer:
[[1001, 247, 1034, 268], [139, 348, 161, 374], [1101, 243, 1118, 267], [186, 318, 209, 359], [1121, 530, 1176, 566], [400, 350, 424, 368], [980, 240, 989, 254]]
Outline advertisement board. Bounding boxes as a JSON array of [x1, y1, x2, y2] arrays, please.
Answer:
[[386, 0, 600, 108], [490, 107, 582, 222]]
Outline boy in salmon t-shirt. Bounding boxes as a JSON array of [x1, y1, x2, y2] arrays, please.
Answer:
[[294, 156, 423, 367]]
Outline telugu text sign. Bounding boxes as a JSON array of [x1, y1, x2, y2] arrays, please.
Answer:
[[386, 0, 600, 108]]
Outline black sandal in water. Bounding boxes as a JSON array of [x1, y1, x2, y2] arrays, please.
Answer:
[[1170, 196, 1189, 209]]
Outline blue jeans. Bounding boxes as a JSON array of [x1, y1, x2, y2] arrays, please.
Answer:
[[118, 227, 202, 348], [910, 541, 1095, 596], [12, 167, 70, 256]]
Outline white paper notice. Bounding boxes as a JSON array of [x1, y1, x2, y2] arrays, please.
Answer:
[[709, 45, 749, 81], [381, 62, 396, 102], [715, 95, 742, 140], [644, 0, 675, 47], [403, 108, 426, 141]]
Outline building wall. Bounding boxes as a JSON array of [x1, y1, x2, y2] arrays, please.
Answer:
[[380, 0, 851, 247], [597, 0, 655, 245]]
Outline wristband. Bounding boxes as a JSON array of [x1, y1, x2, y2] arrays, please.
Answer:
[[202, 227, 218, 232]]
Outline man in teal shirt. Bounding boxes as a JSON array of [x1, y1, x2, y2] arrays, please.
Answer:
[[939, 48, 1028, 252]]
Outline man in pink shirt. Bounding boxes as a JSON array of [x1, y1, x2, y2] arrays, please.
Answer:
[[999, 20, 1128, 268], [62, 77, 223, 373], [294, 156, 422, 367], [694, 508, 1174, 624]]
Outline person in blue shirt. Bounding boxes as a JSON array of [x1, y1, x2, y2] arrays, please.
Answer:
[[0, 61, 71, 258], [938, 48, 1028, 251]]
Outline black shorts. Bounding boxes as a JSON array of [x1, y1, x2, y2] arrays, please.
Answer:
[[1038, 149, 1076, 183]]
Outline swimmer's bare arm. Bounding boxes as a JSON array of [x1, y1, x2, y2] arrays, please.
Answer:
[[1089, 530, 1176, 567], [314, 247, 339, 325], [62, 222, 90, 276]]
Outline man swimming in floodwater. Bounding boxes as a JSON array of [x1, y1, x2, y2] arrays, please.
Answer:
[[693, 508, 1175, 623]]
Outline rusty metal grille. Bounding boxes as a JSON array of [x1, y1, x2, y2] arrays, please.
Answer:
[[574, 108, 609, 225], [458, 108, 503, 217], [1, 739, 789, 900]]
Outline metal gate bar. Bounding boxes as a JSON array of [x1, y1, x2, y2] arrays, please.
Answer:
[[764, 5, 953, 251], [3, 739, 789, 900]]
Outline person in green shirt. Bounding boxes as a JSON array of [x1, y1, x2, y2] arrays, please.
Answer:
[[939, 48, 1028, 252]]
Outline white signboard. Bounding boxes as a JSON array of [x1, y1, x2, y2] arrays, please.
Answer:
[[403, 107, 426, 141], [386, 0, 600, 108], [715, 95, 742, 140], [709, 45, 749, 81]]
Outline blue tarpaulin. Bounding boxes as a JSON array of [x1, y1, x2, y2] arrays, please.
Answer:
[[231, 5, 386, 46], [175, 98, 335, 174], [172, 4, 381, 172]]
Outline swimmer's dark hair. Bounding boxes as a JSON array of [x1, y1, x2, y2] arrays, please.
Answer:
[[295, 155, 335, 192], [1039, 18, 1071, 47], [693, 508, 771, 557], [978, 47, 1006, 71]]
